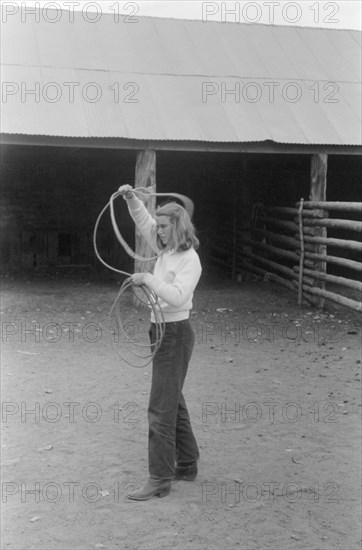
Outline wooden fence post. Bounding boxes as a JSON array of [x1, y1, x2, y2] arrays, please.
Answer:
[[134, 150, 156, 305], [310, 153, 328, 308], [297, 198, 305, 306]]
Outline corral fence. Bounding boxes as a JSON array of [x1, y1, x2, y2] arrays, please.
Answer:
[[214, 200, 362, 313]]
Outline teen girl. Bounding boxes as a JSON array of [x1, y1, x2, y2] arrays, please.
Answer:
[[118, 185, 202, 500]]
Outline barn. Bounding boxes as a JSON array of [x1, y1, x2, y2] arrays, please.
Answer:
[[1, 9, 361, 309]]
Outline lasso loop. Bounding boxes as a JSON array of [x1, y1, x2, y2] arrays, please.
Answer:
[[93, 188, 194, 367]]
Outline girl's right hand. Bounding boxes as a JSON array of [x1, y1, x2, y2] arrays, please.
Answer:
[[118, 184, 134, 199]]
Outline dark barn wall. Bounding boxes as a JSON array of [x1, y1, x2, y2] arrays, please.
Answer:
[[156, 151, 361, 278], [156, 151, 311, 275], [327, 155, 362, 202], [1, 145, 361, 277], [1, 145, 137, 272]]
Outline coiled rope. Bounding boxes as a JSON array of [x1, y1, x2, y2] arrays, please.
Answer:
[[93, 187, 194, 368]]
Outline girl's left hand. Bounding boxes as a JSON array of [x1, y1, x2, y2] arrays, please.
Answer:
[[130, 273, 147, 286]]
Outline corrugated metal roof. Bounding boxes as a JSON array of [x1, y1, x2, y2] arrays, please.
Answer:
[[1, 12, 361, 146]]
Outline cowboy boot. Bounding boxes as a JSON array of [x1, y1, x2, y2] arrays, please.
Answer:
[[127, 478, 171, 501]]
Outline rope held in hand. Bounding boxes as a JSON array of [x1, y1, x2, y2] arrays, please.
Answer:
[[93, 187, 194, 367]]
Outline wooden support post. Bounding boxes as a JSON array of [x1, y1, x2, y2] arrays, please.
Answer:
[[134, 150, 156, 305], [232, 180, 237, 280], [310, 153, 328, 308], [240, 156, 252, 267], [297, 198, 305, 306]]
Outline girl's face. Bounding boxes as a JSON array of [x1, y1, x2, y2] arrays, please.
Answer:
[[156, 215, 173, 247]]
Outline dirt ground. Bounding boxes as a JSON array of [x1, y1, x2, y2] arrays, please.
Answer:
[[1, 269, 361, 550]]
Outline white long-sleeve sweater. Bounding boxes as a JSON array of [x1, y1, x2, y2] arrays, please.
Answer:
[[126, 195, 202, 322]]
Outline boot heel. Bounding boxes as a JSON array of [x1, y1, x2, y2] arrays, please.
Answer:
[[157, 486, 171, 498]]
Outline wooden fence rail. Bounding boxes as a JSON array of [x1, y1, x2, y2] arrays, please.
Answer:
[[242, 200, 362, 313], [299, 201, 362, 212]]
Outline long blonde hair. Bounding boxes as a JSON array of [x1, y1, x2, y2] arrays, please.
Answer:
[[154, 202, 199, 251]]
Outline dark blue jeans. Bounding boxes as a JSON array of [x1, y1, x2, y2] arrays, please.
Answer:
[[148, 320, 199, 480]]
